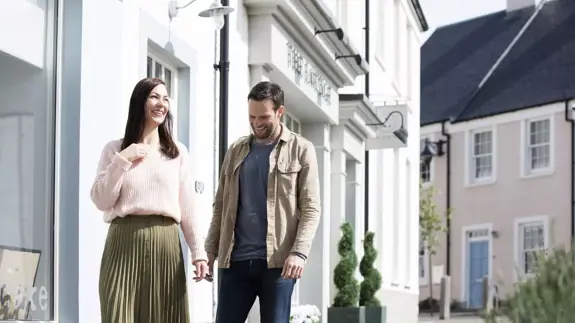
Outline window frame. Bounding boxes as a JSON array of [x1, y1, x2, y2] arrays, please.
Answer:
[[419, 239, 429, 286], [281, 112, 301, 134], [520, 116, 554, 178], [146, 52, 179, 138], [513, 215, 550, 281], [464, 126, 497, 187]]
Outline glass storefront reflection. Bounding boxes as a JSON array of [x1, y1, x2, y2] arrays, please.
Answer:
[[0, 0, 56, 320]]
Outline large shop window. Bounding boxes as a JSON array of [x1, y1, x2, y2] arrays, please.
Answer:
[[0, 0, 57, 320]]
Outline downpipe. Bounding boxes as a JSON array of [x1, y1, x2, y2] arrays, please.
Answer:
[[441, 120, 452, 275], [564, 100, 575, 241]]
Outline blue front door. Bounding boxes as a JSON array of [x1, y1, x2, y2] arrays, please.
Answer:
[[468, 240, 489, 308]]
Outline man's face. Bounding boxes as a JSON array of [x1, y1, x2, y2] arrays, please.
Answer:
[[248, 99, 284, 139]]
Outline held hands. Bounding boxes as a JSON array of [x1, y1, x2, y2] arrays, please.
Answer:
[[193, 260, 209, 282], [207, 253, 216, 281], [118, 143, 149, 162], [281, 254, 305, 280]]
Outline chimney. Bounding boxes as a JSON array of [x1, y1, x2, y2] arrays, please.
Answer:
[[507, 0, 536, 11]]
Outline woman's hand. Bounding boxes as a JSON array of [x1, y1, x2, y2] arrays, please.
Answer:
[[118, 143, 148, 162], [193, 260, 209, 282]]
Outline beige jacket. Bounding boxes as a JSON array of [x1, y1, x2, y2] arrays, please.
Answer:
[[205, 124, 321, 268]]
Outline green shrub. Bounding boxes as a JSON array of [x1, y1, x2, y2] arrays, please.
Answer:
[[359, 231, 382, 307], [332, 222, 359, 307], [485, 246, 575, 323]]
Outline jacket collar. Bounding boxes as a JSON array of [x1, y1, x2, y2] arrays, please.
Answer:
[[242, 122, 292, 145]]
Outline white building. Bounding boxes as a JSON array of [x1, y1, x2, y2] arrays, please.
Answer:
[[0, 0, 426, 322]]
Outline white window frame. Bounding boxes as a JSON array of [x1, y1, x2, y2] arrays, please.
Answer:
[[513, 215, 549, 282], [464, 126, 497, 187], [520, 116, 554, 178], [281, 112, 301, 134], [420, 136, 435, 187], [147, 52, 178, 139]]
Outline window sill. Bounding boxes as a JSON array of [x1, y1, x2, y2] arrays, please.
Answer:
[[465, 177, 496, 188], [421, 181, 433, 189], [520, 168, 554, 180]]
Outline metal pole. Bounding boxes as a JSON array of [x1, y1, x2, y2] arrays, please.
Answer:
[[215, 0, 231, 301], [218, 0, 230, 173]]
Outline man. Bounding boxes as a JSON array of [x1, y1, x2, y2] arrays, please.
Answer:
[[205, 81, 321, 323]]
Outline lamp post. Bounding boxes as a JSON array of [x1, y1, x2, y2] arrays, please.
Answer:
[[168, 0, 233, 173], [166, 1, 234, 320]]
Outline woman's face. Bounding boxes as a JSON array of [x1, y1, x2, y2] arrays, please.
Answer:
[[145, 84, 170, 126]]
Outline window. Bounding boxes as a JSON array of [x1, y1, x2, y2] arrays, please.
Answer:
[[515, 216, 549, 277], [281, 113, 301, 134], [0, 0, 57, 320], [525, 118, 552, 174], [147, 55, 176, 97], [147, 53, 178, 138], [470, 129, 494, 182], [419, 239, 429, 285]]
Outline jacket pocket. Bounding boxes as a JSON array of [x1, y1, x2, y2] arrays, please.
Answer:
[[277, 161, 301, 196]]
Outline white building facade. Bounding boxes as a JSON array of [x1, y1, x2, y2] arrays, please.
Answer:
[[0, 0, 425, 322]]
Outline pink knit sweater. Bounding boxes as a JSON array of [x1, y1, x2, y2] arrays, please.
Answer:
[[90, 139, 207, 263]]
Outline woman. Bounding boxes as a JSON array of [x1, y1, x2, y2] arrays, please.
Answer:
[[90, 77, 208, 323]]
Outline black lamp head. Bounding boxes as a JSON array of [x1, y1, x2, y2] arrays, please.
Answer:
[[393, 127, 408, 144], [335, 28, 344, 40], [420, 138, 445, 162]]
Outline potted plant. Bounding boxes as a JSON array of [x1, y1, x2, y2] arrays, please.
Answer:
[[359, 232, 386, 323], [290, 304, 321, 323], [327, 222, 364, 323], [483, 246, 575, 323]]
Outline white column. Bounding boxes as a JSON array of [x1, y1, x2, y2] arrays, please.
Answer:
[[300, 123, 331, 320], [345, 160, 364, 281], [329, 126, 347, 303]]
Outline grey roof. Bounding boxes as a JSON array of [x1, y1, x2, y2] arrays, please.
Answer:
[[420, 0, 575, 126]]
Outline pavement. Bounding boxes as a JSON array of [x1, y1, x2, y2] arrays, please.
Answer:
[[418, 317, 484, 323], [418, 314, 508, 323]]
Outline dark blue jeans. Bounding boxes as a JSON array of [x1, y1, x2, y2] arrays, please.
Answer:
[[216, 259, 296, 323]]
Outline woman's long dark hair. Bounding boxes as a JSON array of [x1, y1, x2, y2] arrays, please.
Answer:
[[121, 77, 179, 158]]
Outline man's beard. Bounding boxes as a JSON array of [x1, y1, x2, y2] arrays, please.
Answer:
[[252, 123, 276, 139]]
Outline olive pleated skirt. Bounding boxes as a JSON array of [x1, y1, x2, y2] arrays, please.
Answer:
[[99, 215, 189, 323]]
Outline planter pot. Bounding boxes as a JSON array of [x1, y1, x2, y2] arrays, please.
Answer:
[[364, 306, 386, 323], [327, 306, 365, 323]]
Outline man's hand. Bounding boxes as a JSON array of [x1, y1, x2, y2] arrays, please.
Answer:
[[206, 253, 216, 282], [193, 260, 209, 282], [281, 254, 305, 280]]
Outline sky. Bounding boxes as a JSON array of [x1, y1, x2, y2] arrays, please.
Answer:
[[419, 0, 507, 43]]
